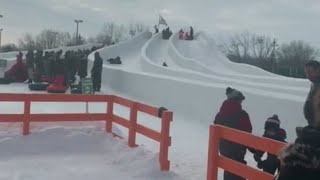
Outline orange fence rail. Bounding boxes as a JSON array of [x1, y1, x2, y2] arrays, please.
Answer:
[[0, 93, 172, 171], [207, 125, 287, 180]]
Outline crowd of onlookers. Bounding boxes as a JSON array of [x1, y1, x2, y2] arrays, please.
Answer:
[[4, 46, 101, 88]]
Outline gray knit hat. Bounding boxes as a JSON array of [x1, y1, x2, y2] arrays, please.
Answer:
[[226, 87, 245, 101]]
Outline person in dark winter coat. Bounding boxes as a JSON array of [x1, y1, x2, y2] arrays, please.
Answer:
[[276, 83, 320, 179], [303, 60, 320, 125], [91, 52, 103, 92], [253, 115, 286, 175], [189, 26, 194, 40], [78, 53, 88, 80], [26, 50, 35, 83], [214, 87, 252, 180]]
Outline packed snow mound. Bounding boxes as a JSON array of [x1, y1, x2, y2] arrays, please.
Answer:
[[88, 31, 309, 143], [0, 126, 183, 180]]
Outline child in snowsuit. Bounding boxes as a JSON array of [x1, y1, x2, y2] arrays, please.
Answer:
[[254, 115, 287, 175]]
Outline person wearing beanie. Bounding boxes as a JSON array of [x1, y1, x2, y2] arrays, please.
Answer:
[[214, 87, 252, 180], [276, 88, 320, 180], [253, 115, 287, 175], [226, 87, 245, 101]]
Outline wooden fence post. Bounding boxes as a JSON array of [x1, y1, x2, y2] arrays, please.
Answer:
[[159, 111, 172, 171], [106, 95, 114, 133], [207, 125, 220, 180], [128, 103, 138, 147], [23, 98, 31, 135]]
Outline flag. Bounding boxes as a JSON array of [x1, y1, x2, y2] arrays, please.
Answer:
[[159, 15, 167, 26]]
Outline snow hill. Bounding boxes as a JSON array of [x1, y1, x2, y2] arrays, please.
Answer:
[[0, 31, 311, 179]]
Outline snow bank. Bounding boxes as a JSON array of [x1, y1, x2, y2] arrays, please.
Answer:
[[140, 33, 307, 97], [0, 126, 182, 180], [171, 31, 309, 87], [87, 31, 307, 142]]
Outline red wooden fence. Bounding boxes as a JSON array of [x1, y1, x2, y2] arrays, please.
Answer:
[[0, 93, 172, 171], [207, 125, 287, 180]]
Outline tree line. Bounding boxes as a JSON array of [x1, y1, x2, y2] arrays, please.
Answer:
[[219, 32, 319, 78], [0, 21, 148, 52]]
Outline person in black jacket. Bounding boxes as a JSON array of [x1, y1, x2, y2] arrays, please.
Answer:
[[26, 50, 34, 83], [189, 26, 194, 40], [91, 52, 103, 92], [254, 115, 286, 175]]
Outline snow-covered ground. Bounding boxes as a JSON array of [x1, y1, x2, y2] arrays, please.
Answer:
[[0, 32, 311, 179]]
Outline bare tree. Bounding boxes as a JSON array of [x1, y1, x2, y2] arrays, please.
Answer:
[[35, 29, 58, 49], [220, 32, 273, 63], [18, 33, 37, 50], [220, 32, 251, 63], [96, 22, 116, 45], [96, 22, 128, 45], [56, 32, 72, 47], [128, 23, 148, 36], [277, 40, 319, 64], [251, 35, 273, 61]]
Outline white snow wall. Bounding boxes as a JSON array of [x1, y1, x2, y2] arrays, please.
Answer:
[[89, 32, 307, 142]]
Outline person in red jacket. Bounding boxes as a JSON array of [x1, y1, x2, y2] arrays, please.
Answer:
[[214, 87, 252, 180], [5, 51, 28, 82]]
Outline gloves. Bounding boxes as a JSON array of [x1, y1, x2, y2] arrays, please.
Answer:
[[257, 160, 264, 169], [254, 153, 262, 162]]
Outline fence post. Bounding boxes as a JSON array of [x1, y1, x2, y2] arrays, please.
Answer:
[[207, 125, 220, 180], [159, 111, 172, 171], [23, 98, 31, 135], [106, 95, 114, 133], [128, 103, 138, 147]]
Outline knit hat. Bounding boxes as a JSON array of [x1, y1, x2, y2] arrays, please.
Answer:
[[226, 87, 245, 101], [265, 114, 280, 130]]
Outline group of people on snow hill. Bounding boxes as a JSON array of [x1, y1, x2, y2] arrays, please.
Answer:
[[214, 60, 320, 180], [162, 27, 173, 40], [179, 26, 194, 40]]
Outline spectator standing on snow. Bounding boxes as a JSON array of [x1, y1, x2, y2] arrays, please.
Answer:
[[189, 26, 194, 40], [26, 50, 35, 83], [253, 115, 286, 175], [91, 51, 103, 92], [213, 87, 252, 180]]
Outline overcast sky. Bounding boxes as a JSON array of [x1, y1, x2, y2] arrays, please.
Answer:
[[1, 0, 320, 47]]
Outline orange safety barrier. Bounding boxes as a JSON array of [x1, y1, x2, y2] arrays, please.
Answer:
[[0, 93, 172, 171], [207, 125, 287, 180]]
